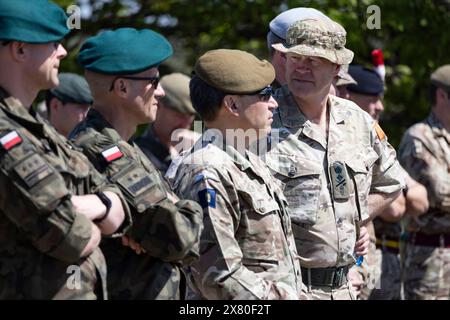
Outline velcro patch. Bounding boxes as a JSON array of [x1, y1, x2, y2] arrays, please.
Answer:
[[14, 153, 53, 188], [101, 146, 123, 162], [198, 188, 216, 209], [0, 130, 23, 151]]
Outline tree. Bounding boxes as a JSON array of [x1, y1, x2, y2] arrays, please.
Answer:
[[54, 0, 450, 146]]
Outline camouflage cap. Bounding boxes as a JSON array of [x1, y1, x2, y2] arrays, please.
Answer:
[[335, 64, 357, 87], [194, 49, 275, 94], [160, 73, 196, 115], [430, 64, 450, 91], [272, 18, 354, 65]]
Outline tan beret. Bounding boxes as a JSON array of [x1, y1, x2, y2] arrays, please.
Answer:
[[431, 65, 450, 91], [160, 73, 196, 115], [194, 49, 275, 94]]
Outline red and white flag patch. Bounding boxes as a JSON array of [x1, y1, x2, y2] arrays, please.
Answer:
[[101, 146, 123, 162], [1, 131, 23, 150]]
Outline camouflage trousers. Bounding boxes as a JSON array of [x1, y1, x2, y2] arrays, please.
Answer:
[[302, 281, 356, 300], [403, 245, 450, 300]]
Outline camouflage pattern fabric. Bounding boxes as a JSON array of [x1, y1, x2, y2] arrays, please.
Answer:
[[0, 87, 131, 299], [69, 108, 203, 300], [399, 112, 450, 300], [265, 87, 404, 299], [166, 136, 302, 300]]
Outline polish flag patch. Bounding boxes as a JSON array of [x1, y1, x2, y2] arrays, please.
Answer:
[[101, 146, 123, 162], [1, 131, 23, 150]]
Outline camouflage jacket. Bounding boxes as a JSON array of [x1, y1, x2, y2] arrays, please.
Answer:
[[134, 124, 172, 175], [399, 112, 450, 234], [266, 87, 404, 268], [69, 109, 203, 300], [166, 135, 302, 300], [0, 87, 130, 299]]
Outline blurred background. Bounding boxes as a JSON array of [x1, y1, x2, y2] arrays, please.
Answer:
[[53, 0, 450, 146]]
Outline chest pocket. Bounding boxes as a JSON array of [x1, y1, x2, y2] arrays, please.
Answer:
[[266, 154, 322, 226], [345, 149, 379, 221], [233, 177, 281, 265], [111, 161, 166, 213]]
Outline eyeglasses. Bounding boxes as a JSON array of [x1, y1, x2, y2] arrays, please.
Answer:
[[251, 86, 274, 100], [109, 76, 160, 92]]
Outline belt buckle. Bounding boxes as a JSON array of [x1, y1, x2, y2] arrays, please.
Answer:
[[332, 267, 344, 288]]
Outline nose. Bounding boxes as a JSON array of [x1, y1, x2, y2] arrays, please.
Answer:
[[58, 44, 67, 59], [375, 99, 384, 112], [154, 82, 165, 97], [268, 96, 278, 111]]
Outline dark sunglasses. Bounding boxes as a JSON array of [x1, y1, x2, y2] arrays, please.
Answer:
[[251, 86, 274, 99], [109, 76, 160, 92]]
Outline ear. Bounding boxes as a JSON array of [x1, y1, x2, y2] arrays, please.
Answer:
[[48, 98, 61, 116], [333, 64, 341, 77], [223, 95, 239, 116], [112, 79, 128, 98], [436, 87, 448, 103], [10, 41, 27, 62]]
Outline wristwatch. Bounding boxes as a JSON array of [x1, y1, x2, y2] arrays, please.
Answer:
[[94, 192, 112, 223]]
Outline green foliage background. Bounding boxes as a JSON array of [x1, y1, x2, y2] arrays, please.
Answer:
[[54, 0, 450, 146]]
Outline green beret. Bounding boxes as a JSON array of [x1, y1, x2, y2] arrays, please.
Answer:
[[77, 28, 173, 75], [0, 0, 69, 43], [194, 49, 275, 94], [160, 73, 196, 115], [430, 65, 450, 91], [50, 73, 93, 105]]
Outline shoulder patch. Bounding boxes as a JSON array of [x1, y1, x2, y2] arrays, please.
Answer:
[[374, 123, 387, 141], [198, 188, 216, 209], [101, 145, 123, 162], [14, 153, 53, 188], [0, 130, 23, 151]]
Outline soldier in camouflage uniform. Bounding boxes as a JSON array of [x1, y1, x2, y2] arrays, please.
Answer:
[[166, 49, 302, 300], [70, 28, 203, 300], [0, 0, 130, 299], [266, 18, 404, 300], [135, 73, 198, 175], [399, 65, 450, 300]]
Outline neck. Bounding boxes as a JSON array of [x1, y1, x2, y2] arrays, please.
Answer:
[[93, 100, 137, 141], [206, 120, 255, 151], [153, 120, 172, 148], [0, 69, 39, 108], [294, 91, 330, 127], [433, 106, 450, 132]]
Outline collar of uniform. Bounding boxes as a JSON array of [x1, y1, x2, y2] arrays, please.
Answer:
[[85, 108, 123, 143], [328, 95, 347, 124], [428, 111, 449, 139], [0, 86, 39, 123], [276, 85, 308, 129], [224, 142, 252, 171], [135, 123, 171, 163]]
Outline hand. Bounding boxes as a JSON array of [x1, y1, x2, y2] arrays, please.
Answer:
[[354, 225, 369, 256], [347, 267, 364, 298], [121, 235, 146, 255]]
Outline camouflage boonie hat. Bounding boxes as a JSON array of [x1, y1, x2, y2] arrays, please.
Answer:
[[336, 64, 357, 86], [272, 18, 354, 65]]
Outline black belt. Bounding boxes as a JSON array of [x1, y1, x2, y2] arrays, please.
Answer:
[[301, 265, 349, 288]]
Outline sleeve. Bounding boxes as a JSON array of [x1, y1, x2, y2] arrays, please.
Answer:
[[399, 133, 450, 213], [370, 123, 405, 194], [72, 135, 204, 262], [0, 129, 92, 263], [174, 166, 299, 300]]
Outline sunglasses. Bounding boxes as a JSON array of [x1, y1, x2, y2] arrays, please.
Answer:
[[251, 86, 274, 100], [109, 76, 160, 92]]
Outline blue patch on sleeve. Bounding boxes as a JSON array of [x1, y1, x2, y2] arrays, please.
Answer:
[[198, 188, 216, 209]]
